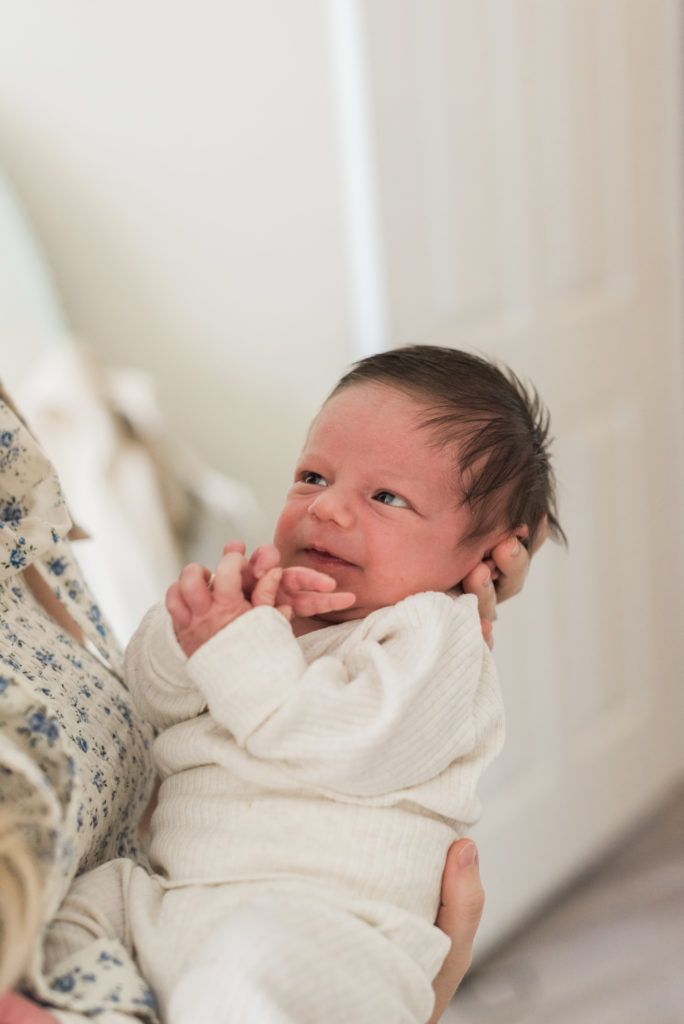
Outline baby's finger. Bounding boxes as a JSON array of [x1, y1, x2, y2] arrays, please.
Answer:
[[212, 551, 249, 600], [280, 565, 337, 595], [223, 540, 247, 556], [240, 544, 280, 598], [222, 541, 250, 591], [177, 564, 214, 615], [252, 567, 283, 608], [165, 583, 192, 630], [249, 544, 281, 580], [290, 590, 355, 617]]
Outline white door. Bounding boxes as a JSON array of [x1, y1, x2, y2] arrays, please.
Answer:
[[341, 0, 684, 953]]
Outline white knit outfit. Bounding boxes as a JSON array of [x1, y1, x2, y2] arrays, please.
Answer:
[[46, 591, 504, 1024]]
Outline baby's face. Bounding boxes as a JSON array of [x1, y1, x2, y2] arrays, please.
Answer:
[[273, 382, 504, 624]]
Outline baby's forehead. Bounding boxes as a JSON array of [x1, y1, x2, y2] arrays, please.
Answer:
[[304, 389, 463, 477], [305, 385, 436, 445], [315, 381, 438, 423]]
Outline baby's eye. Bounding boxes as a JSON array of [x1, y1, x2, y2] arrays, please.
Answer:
[[301, 471, 327, 487], [373, 490, 409, 508]]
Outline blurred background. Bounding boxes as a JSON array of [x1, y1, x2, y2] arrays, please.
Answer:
[[1, 2, 683, 1020]]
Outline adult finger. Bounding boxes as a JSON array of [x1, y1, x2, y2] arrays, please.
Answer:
[[0, 993, 60, 1024], [491, 536, 529, 602], [428, 839, 484, 1024], [462, 564, 496, 622]]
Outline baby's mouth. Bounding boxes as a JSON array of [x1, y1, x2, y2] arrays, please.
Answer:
[[304, 547, 357, 568]]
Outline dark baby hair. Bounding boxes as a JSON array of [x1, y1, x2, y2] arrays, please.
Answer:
[[329, 345, 566, 549]]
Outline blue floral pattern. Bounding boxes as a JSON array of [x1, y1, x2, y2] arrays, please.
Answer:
[[0, 391, 156, 1019], [39, 939, 159, 1021]]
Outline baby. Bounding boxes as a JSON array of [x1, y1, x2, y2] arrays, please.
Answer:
[[44, 345, 564, 1024]]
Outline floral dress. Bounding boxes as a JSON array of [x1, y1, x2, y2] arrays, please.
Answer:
[[0, 389, 159, 1020]]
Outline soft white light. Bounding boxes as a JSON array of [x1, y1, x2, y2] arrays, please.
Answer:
[[325, 0, 389, 357]]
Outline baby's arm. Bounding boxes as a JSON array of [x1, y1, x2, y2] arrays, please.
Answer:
[[186, 592, 501, 797], [125, 545, 355, 730], [125, 552, 284, 729]]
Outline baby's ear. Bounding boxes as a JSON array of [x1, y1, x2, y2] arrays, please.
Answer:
[[515, 523, 531, 550]]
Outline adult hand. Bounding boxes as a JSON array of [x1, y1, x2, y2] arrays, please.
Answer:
[[0, 993, 59, 1024], [428, 839, 484, 1023], [493, 517, 548, 602], [463, 518, 548, 646]]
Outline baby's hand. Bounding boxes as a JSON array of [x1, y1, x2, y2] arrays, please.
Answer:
[[225, 541, 356, 619], [277, 563, 356, 618], [165, 552, 285, 657]]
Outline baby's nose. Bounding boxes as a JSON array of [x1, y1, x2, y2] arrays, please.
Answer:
[[307, 489, 354, 529]]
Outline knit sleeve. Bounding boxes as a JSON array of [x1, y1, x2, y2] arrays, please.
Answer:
[[186, 592, 501, 797], [124, 603, 205, 731]]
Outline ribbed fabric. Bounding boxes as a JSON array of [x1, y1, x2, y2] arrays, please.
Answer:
[[51, 591, 505, 1022]]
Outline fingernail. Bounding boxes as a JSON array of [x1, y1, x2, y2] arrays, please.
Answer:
[[483, 572, 492, 587], [457, 841, 478, 869], [510, 539, 520, 556]]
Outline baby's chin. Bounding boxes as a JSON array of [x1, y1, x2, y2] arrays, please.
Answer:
[[292, 605, 363, 637], [314, 602, 375, 626]]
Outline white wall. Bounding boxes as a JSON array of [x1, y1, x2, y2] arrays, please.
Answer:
[[0, 1, 362, 540]]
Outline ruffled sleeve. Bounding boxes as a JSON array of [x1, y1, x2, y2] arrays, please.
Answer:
[[0, 387, 155, 1017], [0, 392, 73, 580]]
